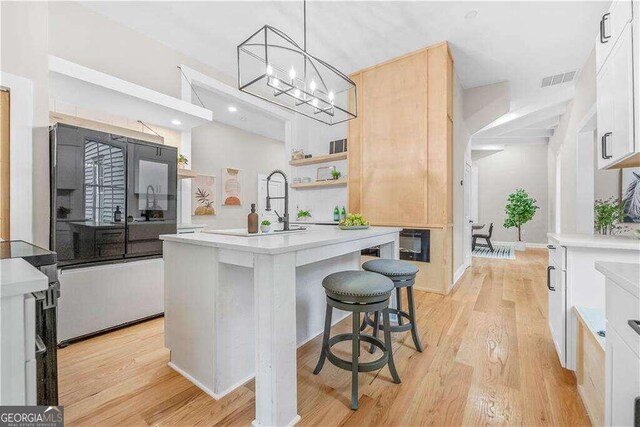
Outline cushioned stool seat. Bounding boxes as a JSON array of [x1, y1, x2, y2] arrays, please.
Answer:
[[322, 270, 394, 303], [314, 270, 400, 410], [361, 259, 423, 353], [361, 259, 419, 277]]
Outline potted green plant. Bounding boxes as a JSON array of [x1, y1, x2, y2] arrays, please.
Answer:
[[594, 197, 624, 235], [331, 169, 341, 180], [57, 206, 72, 219], [178, 154, 189, 168], [504, 188, 539, 251], [260, 219, 271, 233], [297, 209, 312, 221]]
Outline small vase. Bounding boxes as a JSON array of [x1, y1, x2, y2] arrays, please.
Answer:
[[261, 225, 271, 233]]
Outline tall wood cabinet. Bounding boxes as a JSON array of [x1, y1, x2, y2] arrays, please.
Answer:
[[348, 42, 454, 293], [348, 42, 453, 228]]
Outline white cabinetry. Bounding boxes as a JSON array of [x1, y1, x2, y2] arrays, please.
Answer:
[[547, 244, 567, 365], [547, 234, 640, 370], [596, 262, 640, 427], [596, 0, 639, 169], [0, 259, 47, 405]]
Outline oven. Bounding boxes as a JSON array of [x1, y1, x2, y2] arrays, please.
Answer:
[[399, 229, 430, 262], [361, 228, 430, 262]]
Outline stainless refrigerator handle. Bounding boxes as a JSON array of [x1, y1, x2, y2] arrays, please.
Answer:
[[35, 334, 46, 355]]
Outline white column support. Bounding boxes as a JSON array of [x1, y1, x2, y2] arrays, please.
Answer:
[[253, 252, 300, 426]]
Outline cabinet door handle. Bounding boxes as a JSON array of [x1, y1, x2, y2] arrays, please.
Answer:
[[600, 13, 611, 44], [602, 132, 613, 159], [547, 265, 556, 291], [629, 320, 640, 336], [547, 244, 556, 250]]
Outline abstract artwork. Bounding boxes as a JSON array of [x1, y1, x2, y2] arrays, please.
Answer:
[[621, 167, 640, 223], [192, 175, 216, 216], [222, 167, 242, 206]]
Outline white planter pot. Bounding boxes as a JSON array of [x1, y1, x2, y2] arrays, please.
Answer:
[[514, 241, 526, 251], [260, 225, 271, 233]]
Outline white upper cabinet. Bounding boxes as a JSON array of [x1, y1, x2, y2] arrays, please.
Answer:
[[596, 0, 638, 169], [595, 0, 633, 73], [597, 24, 635, 169]]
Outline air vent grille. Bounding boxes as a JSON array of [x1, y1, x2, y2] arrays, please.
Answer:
[[541, 70, 577, 88]]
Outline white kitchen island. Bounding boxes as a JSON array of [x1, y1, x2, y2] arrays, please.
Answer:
[[160, 225, 401, 426]]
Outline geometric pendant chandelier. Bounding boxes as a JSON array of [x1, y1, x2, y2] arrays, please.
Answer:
[[237, 0, 357, 125]]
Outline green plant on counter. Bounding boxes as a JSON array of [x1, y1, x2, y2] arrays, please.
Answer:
[[331, 169, 341, 180], [178, 154, 189, 167], [503, 188, 539, 241], [594, 197, 624, 235], [297, 209, 312, 219], [261, 219, 271, 226]]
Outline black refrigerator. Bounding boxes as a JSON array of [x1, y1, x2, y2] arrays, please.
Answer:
[[50, 123, 177, 267]]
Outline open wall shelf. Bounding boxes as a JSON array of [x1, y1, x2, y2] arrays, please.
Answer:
[[290, 178, 347, 189], [289, 152, 347, 166]]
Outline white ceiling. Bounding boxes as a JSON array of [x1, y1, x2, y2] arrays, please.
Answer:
[[80, 0, 609, 143], [81, 1, 608, 105]]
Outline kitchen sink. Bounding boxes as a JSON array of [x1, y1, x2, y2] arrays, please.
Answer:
[[202, 227, 308, 237]]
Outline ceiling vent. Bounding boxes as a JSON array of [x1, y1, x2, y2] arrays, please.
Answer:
[[541, 70, 577, 88]]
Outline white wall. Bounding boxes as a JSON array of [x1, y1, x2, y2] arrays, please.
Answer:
[[548, 49, 597, 233], [453, 75, 471, 276], [1, 1, 49, 247], [190, 121, 285, 229], [48, 2, 231, 99], [289, 116, 348, 222], [472, 143, 549, 244]]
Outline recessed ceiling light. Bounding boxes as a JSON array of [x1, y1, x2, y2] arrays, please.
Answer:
[[465, 10, 478, 19], [171, 119, 182, 126], [228, 106, 237, 112]]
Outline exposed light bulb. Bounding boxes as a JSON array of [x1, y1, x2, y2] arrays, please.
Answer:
[[328, 91, 334, 101], [294, 88, 301, 97], [272, 78, 280, 88], [266, 64, 273, 76], [309, 80, 316, 93], [289, 67, 296, 80], [312, 98, 318, 107]]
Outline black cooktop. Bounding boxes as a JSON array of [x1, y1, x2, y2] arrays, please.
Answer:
[[0, 240, 56, 266]]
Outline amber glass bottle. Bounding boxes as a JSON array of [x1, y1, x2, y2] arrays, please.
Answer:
[[248, 203, 259, 234]]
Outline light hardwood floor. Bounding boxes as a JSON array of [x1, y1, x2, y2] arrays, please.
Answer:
[[58, 249, 591, 426]]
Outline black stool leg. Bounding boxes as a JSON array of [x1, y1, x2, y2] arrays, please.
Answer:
[[351, 311, 360, 410], [407, 286, 423, 352], [396, 287, 403, 326], [369, 311, 380, 354], [382, 307, 401, 384], [313, 303, 333, 375], [359, 312, 368, 332]]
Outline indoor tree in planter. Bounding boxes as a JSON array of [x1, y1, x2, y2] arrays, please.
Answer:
[[504, 188, 539, 251]]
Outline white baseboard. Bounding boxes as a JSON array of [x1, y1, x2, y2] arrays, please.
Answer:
[[453, 264, 468, 286], [492, 241, 548, 249]]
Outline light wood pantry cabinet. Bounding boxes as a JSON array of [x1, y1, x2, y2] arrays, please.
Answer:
[[595, 0, 639, 169], [348, 42, 454, 228]]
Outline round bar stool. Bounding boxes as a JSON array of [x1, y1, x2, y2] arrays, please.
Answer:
[[360, 259, 423, 353], [313, 270, 401, 410]]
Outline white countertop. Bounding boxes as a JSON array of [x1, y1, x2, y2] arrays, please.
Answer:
[[595, 261, 640, 298], [548, 233, 640, 250], [177, 223, 206, 230], [0, 258, 48, 298], [161, 225, 401, 255]]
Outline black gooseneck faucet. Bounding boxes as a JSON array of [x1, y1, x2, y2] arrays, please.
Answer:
[[265, 169, 289, 231]]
